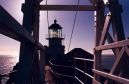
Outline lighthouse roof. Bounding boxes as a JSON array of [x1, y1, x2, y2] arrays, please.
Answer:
[[49, 20, 62, 29]]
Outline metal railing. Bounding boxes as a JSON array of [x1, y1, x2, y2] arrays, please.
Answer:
[[49, 57, 94, 84], [93, 69, 129, 84], [49, 59, 74, 79], [74, 57, 94, 84], [94, 38, 129, 84]]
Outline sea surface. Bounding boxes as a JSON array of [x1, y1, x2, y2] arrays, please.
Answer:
[[0, 55, 19, 75], [0, 55, 18, 83], [0, 55, 115, 73], [102, 55, 115, 70]]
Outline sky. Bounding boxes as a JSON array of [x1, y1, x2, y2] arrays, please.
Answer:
[[0, 0, 129, 57]]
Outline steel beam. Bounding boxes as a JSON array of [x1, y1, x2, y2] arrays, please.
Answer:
[[95, 39, 129, 50], [93, 69, 129, 84], [40, 5, 96, 11], [110, 47, 124, 74], [99, 14, 111, 45], [0, 6, 44, 50], [0, 6, 35, 43], [0, 24, 20, 41]]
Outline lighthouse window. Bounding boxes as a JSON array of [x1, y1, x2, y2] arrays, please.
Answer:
[[49, 29, 62, 38], [52, 30, 58, 38]]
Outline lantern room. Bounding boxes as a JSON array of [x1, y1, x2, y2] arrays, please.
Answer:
[[48, 20, 64, 39]]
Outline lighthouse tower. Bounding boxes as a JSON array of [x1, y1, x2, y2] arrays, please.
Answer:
[[45, 20, 65, 64]]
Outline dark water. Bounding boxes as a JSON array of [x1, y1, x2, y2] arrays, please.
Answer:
[[0, 55, 115, 73], [0, 55, 18, 83], [0, 55, 18, 75], [102, 54, 115, 70]]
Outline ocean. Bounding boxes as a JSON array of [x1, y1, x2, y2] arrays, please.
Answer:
[[0, 55, 18, 74], [0, 55, 18, 83], [102, 55, 115, 70]]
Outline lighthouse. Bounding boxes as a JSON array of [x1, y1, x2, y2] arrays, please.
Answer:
[[45, 20, 65, 64]]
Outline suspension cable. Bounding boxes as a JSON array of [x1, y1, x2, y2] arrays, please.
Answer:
[[46, 0, 49, 27], [68, 0, 80, 52]]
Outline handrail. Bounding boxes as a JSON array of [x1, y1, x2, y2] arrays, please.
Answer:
[[55, 73, 74, 78], [75, 76, 84, 84], [74, 57, 94, 84], [49, 67, 54, 73], [74, 57, 94, 62], [49, 65, 74, 78], [49, 59, 74, 69], [49, 57, 94, 83], [49, 59, 74, 79], [93, 69, 129, 84], [75, 67, 94, 79]]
